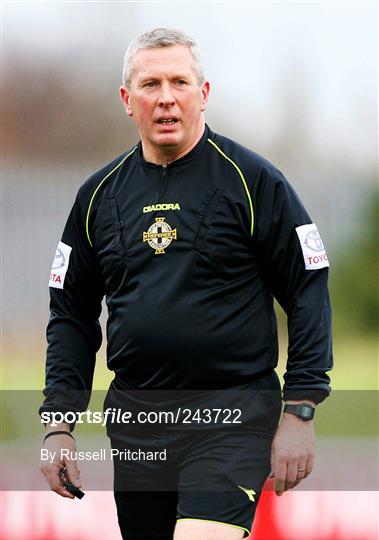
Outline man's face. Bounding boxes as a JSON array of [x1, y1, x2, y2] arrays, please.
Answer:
[[120, 44, 210, 152]]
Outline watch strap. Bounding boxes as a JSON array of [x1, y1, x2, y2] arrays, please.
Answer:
[[283, 403, 315, 421], [43, 431, 76, 444]]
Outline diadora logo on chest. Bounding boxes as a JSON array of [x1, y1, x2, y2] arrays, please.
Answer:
[[143, 217, 177, 255], [142, 203, 181, 213]]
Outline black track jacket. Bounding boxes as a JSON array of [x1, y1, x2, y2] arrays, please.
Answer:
[[41, 124, 332, 417]]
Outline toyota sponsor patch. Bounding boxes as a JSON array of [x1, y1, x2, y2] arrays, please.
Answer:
[[49, 241, 72, 289], [296, 224, 329, 270]]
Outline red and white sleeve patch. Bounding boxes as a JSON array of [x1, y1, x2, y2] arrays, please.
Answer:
[[295, 223, 329, 270], [49, 241, 72, 289]]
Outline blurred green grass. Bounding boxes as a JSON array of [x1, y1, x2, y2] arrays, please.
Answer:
[[1, 332, 377, 440], [276, 332, 378, 391], [2, 333, 377, 391]]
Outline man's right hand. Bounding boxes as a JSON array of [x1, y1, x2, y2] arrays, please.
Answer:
[[39, 424, 82, 499]]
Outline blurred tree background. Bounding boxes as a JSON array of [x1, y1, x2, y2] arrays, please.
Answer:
[[2, 4, 377, 538], [330, 186, 378, 336], [2, 1, 377, 393]]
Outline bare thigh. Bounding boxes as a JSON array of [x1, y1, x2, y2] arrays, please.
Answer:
[[174, 519, 245, 540]]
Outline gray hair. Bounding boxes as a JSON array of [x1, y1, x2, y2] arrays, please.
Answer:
[[122, 27, 205, 88]]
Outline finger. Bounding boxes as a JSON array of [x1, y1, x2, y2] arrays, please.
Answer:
[[269, 445, 275, 478], [44, 467, 75, 499], [65, 458, 82, 488], [291, 459, 307, 489], [291, 477, 301, 489], [274, 461, 287, 496], [285, 460, 299, 491], [52, 485, 75, 499], [304, 454, 314, 478], [293, 455, 314, 488]]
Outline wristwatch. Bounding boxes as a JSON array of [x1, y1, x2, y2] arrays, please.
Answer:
[[283, 403, 315, 421]]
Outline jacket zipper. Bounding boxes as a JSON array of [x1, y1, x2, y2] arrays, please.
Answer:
[[159, 166, 167, 198]]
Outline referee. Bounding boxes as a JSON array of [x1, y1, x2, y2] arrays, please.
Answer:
[[39, 28, 333, 540]]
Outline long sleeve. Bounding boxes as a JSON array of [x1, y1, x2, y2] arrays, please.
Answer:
[[39, 186, 104, 425], [254, 165, 333, 404]]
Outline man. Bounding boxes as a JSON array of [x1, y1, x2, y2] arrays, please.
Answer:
[[39, 28, 332, 540]]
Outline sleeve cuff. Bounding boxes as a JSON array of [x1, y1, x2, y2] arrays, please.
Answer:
[[282, 387, 331, 404]]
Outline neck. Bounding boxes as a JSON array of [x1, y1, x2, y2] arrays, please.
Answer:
[[141, 122, 205, 166]]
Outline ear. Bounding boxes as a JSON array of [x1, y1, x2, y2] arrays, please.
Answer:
[[200, 81, 210, 113], [119, 86, 133, 117]]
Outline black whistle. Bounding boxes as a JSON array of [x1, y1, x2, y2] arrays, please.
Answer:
[[62, 479, 85, 499], [59, 468, 85, 499]]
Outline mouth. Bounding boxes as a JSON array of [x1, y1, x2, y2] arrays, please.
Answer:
[[156, 117, 179, 126]]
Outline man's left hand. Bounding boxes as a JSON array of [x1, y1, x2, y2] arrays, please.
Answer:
[[269, 409, 315, 496]]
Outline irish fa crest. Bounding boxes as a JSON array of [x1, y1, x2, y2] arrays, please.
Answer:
[[143, 217, 177, 254]]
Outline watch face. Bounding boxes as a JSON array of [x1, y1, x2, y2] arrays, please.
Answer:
[[301, 405, 313, 419]]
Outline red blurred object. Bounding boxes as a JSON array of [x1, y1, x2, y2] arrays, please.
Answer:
[[1, 490, 377, 540]]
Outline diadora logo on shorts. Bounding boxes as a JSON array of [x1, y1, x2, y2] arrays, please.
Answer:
[[142, 202, 180, 213], [143, 217, 177, 255], [237, 485, 256, 502]]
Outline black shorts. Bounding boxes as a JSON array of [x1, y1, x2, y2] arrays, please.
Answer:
[[106, 371, 282, 540]]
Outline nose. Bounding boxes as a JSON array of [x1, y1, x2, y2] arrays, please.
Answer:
[[158, 82, 175, 107]]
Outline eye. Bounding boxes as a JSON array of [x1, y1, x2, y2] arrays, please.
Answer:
[[176, 79, 187, 86], [144, 81, 158, 88]]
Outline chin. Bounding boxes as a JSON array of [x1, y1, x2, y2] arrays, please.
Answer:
[[154, 134, 181, 147]]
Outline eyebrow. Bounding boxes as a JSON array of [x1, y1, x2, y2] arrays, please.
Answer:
[[138, 73, 192, 84]]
